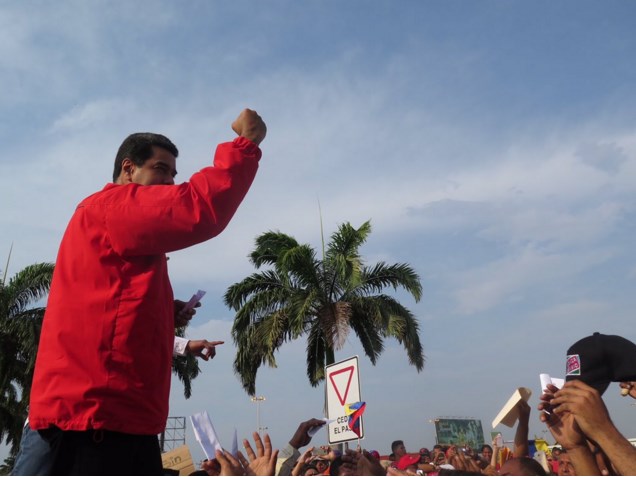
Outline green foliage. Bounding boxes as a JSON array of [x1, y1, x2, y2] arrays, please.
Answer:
[[225, 220, 425, 396], [0, 455, 15, 475], [172, 326, 201, 399], [0, 262, 54, 457]]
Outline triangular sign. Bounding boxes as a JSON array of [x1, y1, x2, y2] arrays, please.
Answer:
[[329, 366, 354, 406]]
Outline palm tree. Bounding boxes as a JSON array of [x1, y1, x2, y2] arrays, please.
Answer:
[[0, 262, 54, 455], [225, 220, 424, 396]]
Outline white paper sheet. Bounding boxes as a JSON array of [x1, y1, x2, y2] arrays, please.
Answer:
[[540, 373, 565, 392], [190, 411, 223, 460], [308, 418, 334, 437]]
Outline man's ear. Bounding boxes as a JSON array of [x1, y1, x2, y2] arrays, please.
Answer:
[[120, 159, 135, 183]]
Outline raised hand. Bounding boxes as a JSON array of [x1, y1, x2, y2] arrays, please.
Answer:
[[215, 449, 244, 476], [232, 109, 267, 146], [242, 432, 278, 476], [174, 299, 201, 327]]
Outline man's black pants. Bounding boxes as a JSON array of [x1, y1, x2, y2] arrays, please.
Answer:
[[40, 427, 164, 476]]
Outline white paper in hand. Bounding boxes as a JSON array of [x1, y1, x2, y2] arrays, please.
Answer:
[[308, 418, 333, 437], [539, 373, 565, 393], [190, 411, 222, 460]]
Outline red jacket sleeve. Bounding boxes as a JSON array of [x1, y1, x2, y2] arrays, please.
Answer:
[[103, 136, 260, 256]]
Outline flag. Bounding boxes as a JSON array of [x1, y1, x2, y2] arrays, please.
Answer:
[[344, 401, 366, 437]]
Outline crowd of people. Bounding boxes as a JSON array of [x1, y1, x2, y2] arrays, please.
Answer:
[[8, 108, 636, 476], [180, 375, 636, 476]]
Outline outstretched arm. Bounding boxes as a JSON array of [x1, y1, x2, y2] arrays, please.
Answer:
[[107, 110, 265, 257], [277, 418, 326, 476], [513, 400, 530, 458]]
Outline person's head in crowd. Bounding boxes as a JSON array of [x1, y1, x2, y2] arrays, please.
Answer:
[[446, 445, 459, 459], [368, 450, 381, 461], [556, 449, 575, 476], [312, 457, 329, 474], [397, 454, 420, 473], [303, 464, 319, 476], [499, 457, 548, 476], [391, 440, 407, 460], [329, 456, 355, 476], [551, 447, 562, 459], [481, 444, 493, 462], [433, 446, 447, 466], [419, 447, 431, 464]]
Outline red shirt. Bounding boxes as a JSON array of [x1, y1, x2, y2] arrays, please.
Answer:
[[29, 137, 260, 435]]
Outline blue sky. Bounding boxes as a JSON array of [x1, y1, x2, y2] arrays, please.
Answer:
[[2, 0, 636, 465]]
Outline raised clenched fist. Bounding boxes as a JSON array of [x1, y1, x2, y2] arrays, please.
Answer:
[[232, 109, 267, 146]]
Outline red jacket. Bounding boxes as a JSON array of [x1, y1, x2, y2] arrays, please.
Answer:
[[29, 137, 260, 435]]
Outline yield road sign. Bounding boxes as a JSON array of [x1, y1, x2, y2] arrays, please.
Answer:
[[326, 356, 363, 444]]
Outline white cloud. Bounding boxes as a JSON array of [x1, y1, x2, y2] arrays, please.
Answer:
[[49, 99, 135, 133], [453, 246, 614, 315]]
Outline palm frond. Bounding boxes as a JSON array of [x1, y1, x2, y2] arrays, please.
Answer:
[[377, 298, 425, 371], [171, 354, 200, 399], [234, 326, 272, 396], [249, 231, 299, 268], [224, 270, 285, 310], [348, 300, 386, 365], [325, 221, 372, 300], [4, 263, 54, 318], [305, 324, 327, 386], [355, 262, 423, 302]]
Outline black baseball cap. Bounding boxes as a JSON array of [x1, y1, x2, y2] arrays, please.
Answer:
[[566, 332, 636, 395]]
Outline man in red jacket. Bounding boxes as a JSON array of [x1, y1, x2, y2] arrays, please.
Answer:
[[29, 109, 266, 475]]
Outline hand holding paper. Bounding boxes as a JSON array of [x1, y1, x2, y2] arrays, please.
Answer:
[[308, 418, 333, 437], [540, 373, 564, 393], [183, 290, 206, 313]]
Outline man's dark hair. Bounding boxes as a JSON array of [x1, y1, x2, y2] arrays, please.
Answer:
[[391, 440, 404, 453], [329, 456, 344, 476], [112, 132, 178, 182], [301, 463, 318, 474], [509, 457, 548, 476]]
